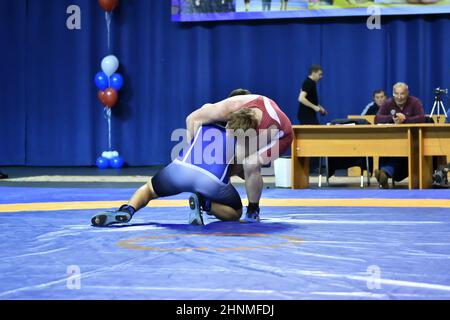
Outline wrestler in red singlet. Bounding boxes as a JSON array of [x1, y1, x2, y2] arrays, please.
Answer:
[[240, 95, 293, 164]]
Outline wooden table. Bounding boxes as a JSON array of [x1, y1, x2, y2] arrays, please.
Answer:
[[291, 124, 450, 189], [347, 114, 447, 124], [419, 125, 450, 188], [346, 115, 446, 178]]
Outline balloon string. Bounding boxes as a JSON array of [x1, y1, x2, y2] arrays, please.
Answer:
[[104, 12, 112, 151], [105, 12, 111, 52], [108, 108, 112, 151], [105, 107, 112, 151]]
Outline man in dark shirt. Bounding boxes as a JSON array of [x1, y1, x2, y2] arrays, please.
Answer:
[[297, 64, 327, 125], [361, 89, 386, 116], [374, 82, 426, 188]]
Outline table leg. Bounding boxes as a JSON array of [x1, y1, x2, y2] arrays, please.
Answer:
[[408, 128, 420, 189], [292, 156, 309, 189], [420, 156, 434, 189]]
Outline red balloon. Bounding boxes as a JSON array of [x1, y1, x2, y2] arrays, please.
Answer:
[[102, 88, 118, 108], [98, 0, 119, 12], [97, 90, 105, 105]]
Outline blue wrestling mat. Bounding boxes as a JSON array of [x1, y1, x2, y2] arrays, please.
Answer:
[[1, 186, 450, 300]]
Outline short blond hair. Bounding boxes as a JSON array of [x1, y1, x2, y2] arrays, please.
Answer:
[[227, 108, 258, 132]]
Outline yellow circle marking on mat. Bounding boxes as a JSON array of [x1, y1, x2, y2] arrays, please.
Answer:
[[117, 232, 304, 252]]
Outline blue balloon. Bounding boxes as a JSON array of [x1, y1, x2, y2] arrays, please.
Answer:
[[96, 156, 109, 169], [110, 73, 124, 91], [95, 72, 109, 90], [110, 156, 124, 169]]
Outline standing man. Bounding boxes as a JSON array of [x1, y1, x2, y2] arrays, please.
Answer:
[[186, 92, 293, 223], [374, 82, 426, 188], [297, 64, 327, 125]]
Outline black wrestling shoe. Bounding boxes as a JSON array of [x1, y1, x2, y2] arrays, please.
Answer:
[[240, 206, 261, 223], [0, 171, 8, 179], [188, 193, 205, 226], [91, 205, 134, 227]]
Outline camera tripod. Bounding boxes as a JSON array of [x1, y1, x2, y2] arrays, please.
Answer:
[[430, 93, 448, 118]]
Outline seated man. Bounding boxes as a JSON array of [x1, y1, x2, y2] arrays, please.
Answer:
[[361, 89, 386, 116], [91, 111, 257, 227], [374, 82, 425, 188]]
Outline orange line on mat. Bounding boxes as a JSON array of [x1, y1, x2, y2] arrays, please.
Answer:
[[0, 198, 449, 213]]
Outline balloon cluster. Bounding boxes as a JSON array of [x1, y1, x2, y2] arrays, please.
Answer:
[[96, 151, 124, 169], [95, 0, 124, 169], [95, 55, 123, 108]]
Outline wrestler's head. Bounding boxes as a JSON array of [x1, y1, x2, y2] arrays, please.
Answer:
[[228, 88, 251, 97], [226, 108, 258, 132]]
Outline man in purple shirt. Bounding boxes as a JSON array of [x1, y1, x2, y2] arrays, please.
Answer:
[[374, 82, 426, 188]]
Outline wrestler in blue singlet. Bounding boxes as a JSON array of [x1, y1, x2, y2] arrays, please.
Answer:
[[151, 124, 242, 211]]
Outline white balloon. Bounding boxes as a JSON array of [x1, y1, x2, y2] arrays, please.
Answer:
[[102, 151, 115, 159], [101, 55, 119, 77]]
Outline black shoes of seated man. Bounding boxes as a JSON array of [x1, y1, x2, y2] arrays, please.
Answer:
[[374, 169, 389, 189], [0, 171, 8, 179]]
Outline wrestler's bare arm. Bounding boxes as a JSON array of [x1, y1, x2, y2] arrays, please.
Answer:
[[186, 95, 259, 140]]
